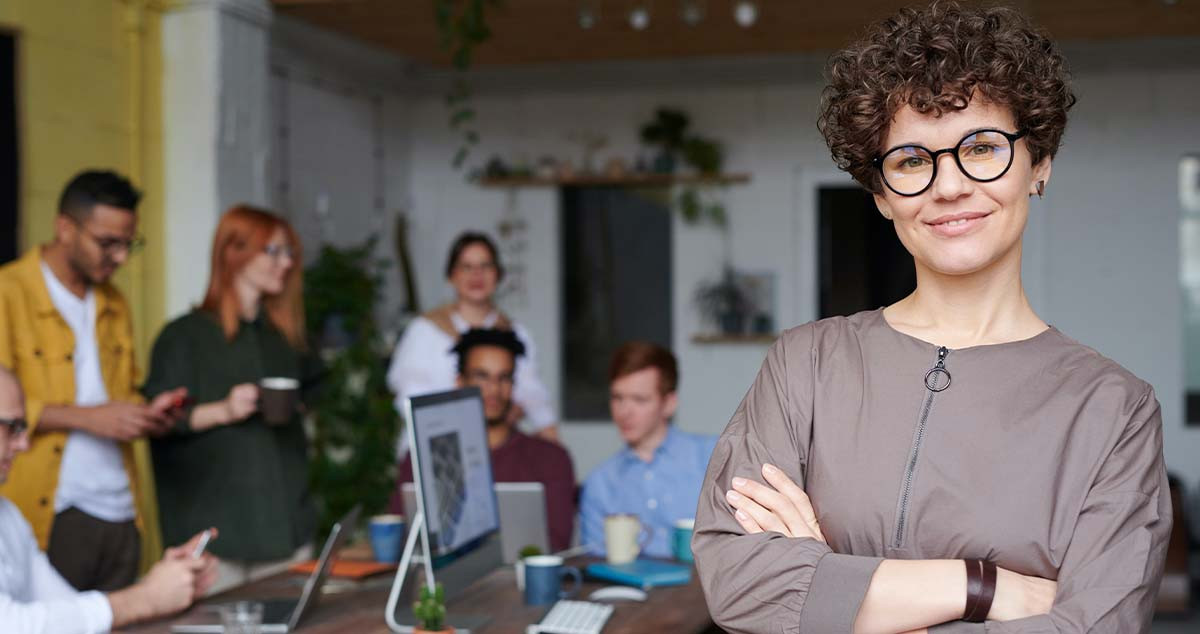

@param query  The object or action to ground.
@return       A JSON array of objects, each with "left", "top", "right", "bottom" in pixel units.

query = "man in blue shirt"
[{"left": 579, "top": 342, "right": 718, "bottom": 559}]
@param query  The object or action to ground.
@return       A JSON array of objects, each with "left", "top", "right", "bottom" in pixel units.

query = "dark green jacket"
[{"left": 143, "top": 309, "right": 318, "bottom": 562}]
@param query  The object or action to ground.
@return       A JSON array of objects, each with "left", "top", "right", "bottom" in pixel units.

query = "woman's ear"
[
  {"left": 873, "top": 193, "right": 895, "bottom": 221},
  {"left": 1031, "top": 158, "right": 1052, "bottom": 197}
]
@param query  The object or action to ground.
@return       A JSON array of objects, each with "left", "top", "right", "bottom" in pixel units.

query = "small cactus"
[{"left": 413, "top": 583, "right": 447, "bottom": 631}]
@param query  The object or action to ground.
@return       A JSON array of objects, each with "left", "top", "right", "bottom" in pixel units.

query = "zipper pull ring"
[{"left": 925, "top": 346, "right": 952, "bottom": 392}]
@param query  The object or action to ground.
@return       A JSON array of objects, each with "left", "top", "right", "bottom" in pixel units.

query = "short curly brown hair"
[{"left": 818, "top": 1, "right": 1076, "bottom": 192}]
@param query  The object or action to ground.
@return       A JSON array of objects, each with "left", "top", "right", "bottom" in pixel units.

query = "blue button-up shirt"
[{"left": 579, "top": 427, "right": 719, "bottom": 558}]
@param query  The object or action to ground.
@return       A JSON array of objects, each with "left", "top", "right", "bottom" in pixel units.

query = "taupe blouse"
[{"left": 693, "top": 309, "right": 1170, "bottom": 633}]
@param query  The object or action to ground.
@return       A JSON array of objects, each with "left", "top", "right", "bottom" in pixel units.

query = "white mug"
[{"left": 604, "top": 514, "right": 652, "bottom": 564}]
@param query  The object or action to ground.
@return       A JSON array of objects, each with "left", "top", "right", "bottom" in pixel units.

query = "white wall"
[
  {"left": 264, "top": 23, "right": 1200, "bottom": 485},
  {"left": 162, "top": 0, "right": 273, "bottom": 317},
  {"left": 269, "top": 16, "right": 416, "bottom": 325}
]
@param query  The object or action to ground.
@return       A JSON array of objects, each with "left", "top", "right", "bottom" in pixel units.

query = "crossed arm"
[{"left": 723, "top": 463, "right": 1055, "bottom": 634}]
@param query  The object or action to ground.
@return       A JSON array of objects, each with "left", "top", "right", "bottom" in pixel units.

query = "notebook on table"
[{"left": 584, "top": 559, "right": 691, "bottom": 589}]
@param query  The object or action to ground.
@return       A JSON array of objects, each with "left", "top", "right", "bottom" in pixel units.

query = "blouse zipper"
[{"left": 893, "top": 346, "right": 951, "bottom": 548}]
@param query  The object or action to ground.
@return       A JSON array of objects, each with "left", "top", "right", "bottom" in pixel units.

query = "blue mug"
[
  {"left": 672, "top": 518, "right": 695, "bottom": 563},
  {"left": 523, "top": 555, "right": 583, "bottom": 606},
  {"left": 368, "top": 514, "right": 405, "bottom": 563}
]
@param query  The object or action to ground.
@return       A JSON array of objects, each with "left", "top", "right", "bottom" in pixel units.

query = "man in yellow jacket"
[{"left": 0, "top": 170, "right": 185, "bottom": 592}]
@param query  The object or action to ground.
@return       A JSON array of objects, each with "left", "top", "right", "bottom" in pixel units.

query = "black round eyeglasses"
[{"left": 872, "top": 129, "right": 1027, "bottom": 197}]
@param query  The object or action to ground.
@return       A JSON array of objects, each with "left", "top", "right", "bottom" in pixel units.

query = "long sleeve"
[
  {"left": 386, "top": 319, "right": 452, "bottom": 414},
  {"left": 0, "top": 290, "right": 46, "bottom": 430},
  {"left": 931, "top": 388, "right": 1171, "bottom": 634},
  {"left": 0, "top": 501, "right": 113, "bottom": 634},
  {"left": 141, "top": 321, "right": 196, "bottom": 434},
  {"left": 512, "top": 325, "right": 557, "bottom": 430},
  {"left": 578, "top": 473, "right": 610, "bottom": 555},
  {"left": 692, "top": 327, "right": 882, "bottom": 634},
  {"left": 540, "top": 445, "right": 577, "bottom": 552}
]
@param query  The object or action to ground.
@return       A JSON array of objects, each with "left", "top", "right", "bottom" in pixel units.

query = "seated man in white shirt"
[{"left": 0, "top": 366, "right": 217, "bottom": 634}]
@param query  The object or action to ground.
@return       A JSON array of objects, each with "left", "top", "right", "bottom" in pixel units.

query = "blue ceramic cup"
[
  {"left": 672, "top": 518, "right": 695, "bottom": 563},
  {"left": 522, "top": 555, "right": 582, "bottom": 606},
  {"left": 368, "top": 514, "right": 405, "bottom": 563}
]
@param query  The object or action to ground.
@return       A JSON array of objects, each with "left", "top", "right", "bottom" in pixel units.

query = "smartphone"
[{"left": 191, "top": 529, "right": 213, "bottom": 559}]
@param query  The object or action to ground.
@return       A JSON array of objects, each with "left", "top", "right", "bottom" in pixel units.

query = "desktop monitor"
[
  {"left": 387, "top": 387, "right": 501, "bottom": 633},
  {"left": 406, "top": 386, "right": 501, "bottom": 562}
]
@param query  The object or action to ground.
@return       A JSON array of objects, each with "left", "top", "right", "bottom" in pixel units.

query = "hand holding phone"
[{"left": 191, "top": 529, "right": 213, "bottom": 559}]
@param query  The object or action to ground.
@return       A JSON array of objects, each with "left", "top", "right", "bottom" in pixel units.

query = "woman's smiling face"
[{"left": 873, "top": 99, "right": 1052, "bottom": 277}]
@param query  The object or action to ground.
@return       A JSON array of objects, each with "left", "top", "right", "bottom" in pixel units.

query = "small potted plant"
[
  {"left": 694, "top": 267, "right": 752, "bottom": 335},
  {"left": 640, "top": 108, "right": 690, "bottom": 174},
  {"left": 413, "top": 583, "right": 452, "bottom": 634}
]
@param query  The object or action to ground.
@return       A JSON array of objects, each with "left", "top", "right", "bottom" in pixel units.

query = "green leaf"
[
  {"left": 450, "top": 108, "right": 476, "bottom": 127},
  {"left": 707, "top": 203, "right": 727, "bottom": 227},
  {"left": 452, "top": 47, "right": 472, "bottom": 71},
  {"left": 452, "top": 146, "right": 470, "bottom": 168}
]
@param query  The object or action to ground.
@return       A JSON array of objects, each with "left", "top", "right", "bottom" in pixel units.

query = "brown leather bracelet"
[
  {"left": 963, "top": 559, "right": 982, "bottom": 621},
  {"left": 972, "top": 560, "right": 998, "bottom": 622}
]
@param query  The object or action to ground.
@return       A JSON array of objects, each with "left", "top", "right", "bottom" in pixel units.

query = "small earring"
[{"left": 1035, "top": 180, "right": 1045, "bottom": 199}]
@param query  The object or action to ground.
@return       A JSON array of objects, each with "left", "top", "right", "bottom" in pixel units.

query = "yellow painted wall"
[{"left": 0, "top": 0, "right": 167, "bottom": 565}]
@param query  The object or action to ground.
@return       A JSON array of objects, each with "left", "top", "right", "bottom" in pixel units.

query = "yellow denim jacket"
[{"left": 0, "top": 246, "right": 142, "bottom": 548}]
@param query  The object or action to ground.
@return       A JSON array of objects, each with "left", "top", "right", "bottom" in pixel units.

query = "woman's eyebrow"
[{"left": 882, "top": 127, "right": 999, "bottom": 154}]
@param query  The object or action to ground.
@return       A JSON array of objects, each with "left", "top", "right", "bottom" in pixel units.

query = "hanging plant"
[{"left": 434, "top": 0, "right": 501, "bottom": 169}]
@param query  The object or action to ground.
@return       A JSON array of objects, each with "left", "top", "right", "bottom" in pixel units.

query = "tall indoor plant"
[{"left": 304, "top": 239, "right": 399, "bottom": 539}]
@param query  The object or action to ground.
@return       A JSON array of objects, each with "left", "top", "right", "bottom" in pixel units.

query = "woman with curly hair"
[{"left": 693, "top": 2, "right": 1170, "bottom": 633}]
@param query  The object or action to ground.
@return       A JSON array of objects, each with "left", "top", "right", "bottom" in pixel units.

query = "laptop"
[
  {"left": 401, "top": 481, "right": 549, "bottom": 563},
  {"left": 171, "top": 505, "right": 361, "bottom": 634}
]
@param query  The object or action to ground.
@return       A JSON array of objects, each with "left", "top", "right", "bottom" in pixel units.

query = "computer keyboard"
[{"left": 526, "top": 600, "right": 615, "bottom": 634}]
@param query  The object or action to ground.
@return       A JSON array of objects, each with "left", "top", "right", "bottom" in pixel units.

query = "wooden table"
[{"left": 125, "top": 559, "right": 719, "bottom": 634}]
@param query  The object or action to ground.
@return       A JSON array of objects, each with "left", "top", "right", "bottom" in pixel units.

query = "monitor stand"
[{"left": 384, "top": 511, "right": 497, "bottom": 634}]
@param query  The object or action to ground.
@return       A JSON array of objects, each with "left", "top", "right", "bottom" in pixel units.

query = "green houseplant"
[
  {"left": 304, "top": 239, "right": 399, "bottom": 541},
  {"left": 639, "top": 107, "right": 729, "bottom": 226},
  {"left": 694, "top": 267, "right": 752, "bottom": 335},
  {"left": 413, "top": 583, "right": 453, "bottom": 634}
]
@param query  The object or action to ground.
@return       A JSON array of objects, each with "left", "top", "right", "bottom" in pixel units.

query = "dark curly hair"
[
  {"left": 453, "top": 328, "right": 526, "bottom": 376},
  {"left": 817, "top": 1, "right": 1076, "bottom": 192}
]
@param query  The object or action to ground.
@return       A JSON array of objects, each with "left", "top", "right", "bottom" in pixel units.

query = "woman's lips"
[{"left": 925, "top": 212, "right": 990, "bottom": 238}]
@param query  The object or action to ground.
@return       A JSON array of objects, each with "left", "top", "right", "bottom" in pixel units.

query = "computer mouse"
[{"left": 588, "top": 585, "right": 648, "bottom": 602}]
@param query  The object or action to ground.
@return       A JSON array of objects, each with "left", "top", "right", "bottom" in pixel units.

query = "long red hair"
[{"left": 200, "top": 205, "right": 306, "bottom": 349}]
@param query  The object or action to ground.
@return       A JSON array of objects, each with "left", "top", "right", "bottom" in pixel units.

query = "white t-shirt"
[
  {"left": 0, "top": 497, "right": 113, "bottom": 633},
  {"left": 40, "top": 262, "right": 135, "bottom": 523},
  {"left": 386, "top": 312, "right": 556, "bottom": 454}
]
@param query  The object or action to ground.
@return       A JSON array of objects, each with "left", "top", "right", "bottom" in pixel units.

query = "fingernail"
[
  {"left": 763, "top": 464, "right": 778, "bottom": 475},
  {"left": 735, "top": 510, "right": 749, "bottom": 521},
  {"left": 732, "top": 477, "right": 747, "bottom": 487},
  {"left": 725, "top": 490, "right": 741, "bottom": 502}
]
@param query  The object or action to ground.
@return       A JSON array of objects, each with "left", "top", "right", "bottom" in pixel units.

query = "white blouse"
[{"left": 386, "top": 312, "right": 556, "bottom": 443}]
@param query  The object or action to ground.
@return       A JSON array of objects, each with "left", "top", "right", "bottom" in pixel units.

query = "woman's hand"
[
  {"left": 222, "top": 383, "right": 259, "bottom": 424},
  {"left": 725, "top": 463, "right": 826, "bottom": 543},
  {"left": 989, "top": 567, "right": 1057, "bottom": 621}
]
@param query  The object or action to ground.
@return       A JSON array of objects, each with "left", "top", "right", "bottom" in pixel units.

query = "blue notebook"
[{"left": 584, "top": 559, "right": 692, "bottom": 589}]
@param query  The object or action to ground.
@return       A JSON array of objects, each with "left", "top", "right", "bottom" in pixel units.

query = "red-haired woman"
[{"left": 143, "top": 205, "right": 316, "bottom": 592}]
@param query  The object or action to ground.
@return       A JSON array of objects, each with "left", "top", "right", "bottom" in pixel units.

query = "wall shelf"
[
  {"left": 477, "top": 173, "right": 751, "bottom": 188},
  {"left": 691, "top": 333, "right": 777, "bottom": 345}
]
